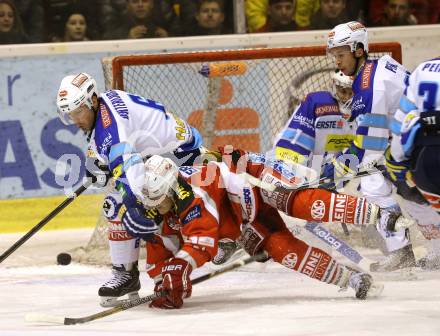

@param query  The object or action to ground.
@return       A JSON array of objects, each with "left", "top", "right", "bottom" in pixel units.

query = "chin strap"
[{"left": 87, "top": 100, "right": 100, "bottom": 142}]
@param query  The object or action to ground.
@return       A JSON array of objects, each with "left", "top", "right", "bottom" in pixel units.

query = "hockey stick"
[
  {"left": 302, "top": 222, "right": 375, "bottom": 271},
  {"left": 25, "top": 252, "right": 267, "bottom": 325},
  {"left": 0, "top": 181, "right": 92, "bottom": 264},
  {"left": 239, "top": 162, "right": 385, "bottom": 194}
]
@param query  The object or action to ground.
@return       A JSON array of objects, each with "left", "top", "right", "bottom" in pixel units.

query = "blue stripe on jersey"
[
  {"left": 275, "top": 139, "right": 311, "bottom": 156},
  {"left": 109, "top": 142, "right": 134, "bottom": 163},
  {"left": 357, "top": 135, "right": 389, "bottom": 151},
  {"left": 399, "top": 95, "right": 417, "bottom": 113},
  {"left": 280, "top": 129, "right": 315, "bottom": 151},
  {"left": 357, "top": 113, "right": 389, "bottom": 129},
  {"left": 123, "top": 154, "right": 143, "bottom": 172},
  {"left": 389, "top": 118, "right": 402, "bottom": 135}
]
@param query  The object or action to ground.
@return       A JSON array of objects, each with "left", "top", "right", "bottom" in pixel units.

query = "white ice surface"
[{"left": 1, "top": 228, "right": 440, "bottom": 336}]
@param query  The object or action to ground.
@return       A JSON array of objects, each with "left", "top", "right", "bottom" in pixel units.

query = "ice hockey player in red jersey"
[{"left": 119, "top": 152, "right": 406, "bottom": 309}]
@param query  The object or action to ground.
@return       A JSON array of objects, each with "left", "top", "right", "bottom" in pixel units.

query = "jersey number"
[
  {"left": 127, "top": 93, "right": 168, "bottom": 118},
  {"left": 418, "top": 82, "right": 438, "bottom": 110}
]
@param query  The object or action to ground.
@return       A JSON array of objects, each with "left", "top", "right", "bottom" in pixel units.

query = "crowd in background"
[{"left": 0, "top": 0, "right": 439, "bottom": 45}]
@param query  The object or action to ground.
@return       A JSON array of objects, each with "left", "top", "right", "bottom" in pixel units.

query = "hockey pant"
[
  {"left": 250, "top": 207, "right": 354, "bottom": 288},
  {"left": 360, "top": 172, "right": 410, "bottom": 252},
  {"left": 411, "top": 145, "right": 440, "bottom": 213}
]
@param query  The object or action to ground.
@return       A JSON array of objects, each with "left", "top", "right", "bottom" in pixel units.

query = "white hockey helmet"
[
  {"left": 331, "top": 70, "right": 354, "bottom": 116},
  {"left": 56, "top": 73, "right": 98, "bottom": 125},
  {"left": 142, "top": 155, "right": 179, "bottom": 207},
  {"left": 327, "top": 21, "right": 369, "bottom": 54}
]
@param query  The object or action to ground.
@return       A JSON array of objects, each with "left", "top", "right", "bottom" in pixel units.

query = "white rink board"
[{"left": 1, "top": 225, "right": 440, "bottom": 336}]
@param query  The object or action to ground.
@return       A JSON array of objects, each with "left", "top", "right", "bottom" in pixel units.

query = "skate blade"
[{"left": 100, "top": 292, "right": 140, "bottom": 308}]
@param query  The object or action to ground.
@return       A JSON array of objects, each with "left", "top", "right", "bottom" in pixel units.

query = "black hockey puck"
[{"left": 57, "top": 252, "right": 72, "bottom": 265}]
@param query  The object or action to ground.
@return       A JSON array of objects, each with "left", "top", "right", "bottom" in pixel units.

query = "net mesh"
[{"left": 74, "top": 44, "right": 401, "bottom": 264}]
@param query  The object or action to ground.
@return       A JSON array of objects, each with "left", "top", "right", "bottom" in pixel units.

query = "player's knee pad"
[{"left": 238, "top": 221, "right": 270, "bottom": 256}]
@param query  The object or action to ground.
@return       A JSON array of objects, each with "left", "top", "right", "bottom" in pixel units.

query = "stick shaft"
[
  {"left": 59, "top": 252, "right": 266, "bottom": 325},
  {"left": 0, "top": 183, "right": 90, "bottom": 263}
]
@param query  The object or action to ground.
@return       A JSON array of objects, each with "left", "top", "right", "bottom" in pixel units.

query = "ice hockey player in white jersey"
[
  {"left": 56, "top": 73, "right": 204, "bottom": 306},
  {"left": 326, "top": 21, "right": 416, "bottom": 271},
  {"left": 386, "top": 57, "right": 440, "bottom": 269}
]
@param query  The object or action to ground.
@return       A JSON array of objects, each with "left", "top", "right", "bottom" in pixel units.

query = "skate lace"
[{"left": 102, "top": 269, "right": 132, "bottom": 289}]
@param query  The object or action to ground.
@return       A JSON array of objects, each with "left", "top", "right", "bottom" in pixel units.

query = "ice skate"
[
  {"left": 379, "top": 209, "right": 415, "bottom": 232},
  {"left": 416, "top": 253, "right": 440, "bottom": 270},
  {"left": 348, "top": 272, "right": 378, "bottom": 299},
  {"left": 212, "top": 238, "right": 240, "bottom": 265},
  {"left": 370, "top": 245, "right": 416, "bottom": 272},
  {"left": 98, "top": 263, "right": 141, "bottom": 307}
]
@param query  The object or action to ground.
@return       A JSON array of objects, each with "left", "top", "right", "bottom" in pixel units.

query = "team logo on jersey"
[
  {"left": 182, "top": 205, "right": 202, "bottom": 225},
  {"left": 242, "top": 187, "right": 256, "bottom": 222},
  {"left": 292, "top": 115, "right": 314, "bottom": 130},
  {"left": 352, "top": 96, "right": 366, "bottom": 111},
  {"left": 362, "top": 63, "right": 373, "bottom": 89},
  {"left": 100, "top": 104, "right": 112, "bottom": 128},
  {"left": 102, "top": 195, "right": 121, "bottom": 221},
  {"left": 281, "top": 253, "right": 298, "bottom": 269},
  {"left": 315, "top": 120, "right": 344, "bottom": 129},
  {"left": 315, "top": 104, "right": 339, "bottom": 116},
  {"left": 172, "top": 114, "right": 188, "bottom": 141},
  {"left": 311, "top": 200, "right": 326, "bottom": 220}
]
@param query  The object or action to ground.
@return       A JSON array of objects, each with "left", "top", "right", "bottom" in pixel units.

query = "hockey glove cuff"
[
  {"left": 150, "top": 258, "right": 193, "bottom": 309},
  {"left": 121, "top": 207, "right": 159, "bottom": 241}
]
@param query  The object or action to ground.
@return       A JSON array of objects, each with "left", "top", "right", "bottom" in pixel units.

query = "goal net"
[{"left": 73, "top": 43, "right": 402, "bottom": 264}]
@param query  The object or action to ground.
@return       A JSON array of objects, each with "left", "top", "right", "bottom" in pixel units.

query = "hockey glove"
[
  {"left": 121, "top": 207, "right": 159, "bottom": 241},
  {"left": 384, "top": 146, "right": 410, "bottom": 183},
  {"left": 85, "top": 157, "right": 111, "bottom": 188},
  {"left": 384, "top": 146, "right": 428, "bottom": 205},
  {"left": 150, "top": 258, "right": 193, "bottom": 309}
]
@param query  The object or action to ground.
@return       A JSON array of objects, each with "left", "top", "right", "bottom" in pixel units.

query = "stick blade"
[{"left": 25, "top": 312, "right": 66, "bottom": 325}]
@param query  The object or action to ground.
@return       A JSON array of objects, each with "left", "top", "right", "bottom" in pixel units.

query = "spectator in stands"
[
  {"left": 309, "top": 0, "right": 349, "bottom": 30},
  {"left": 14, "top": 0, "right": 45, "bottom": 43},
  {"left": 0, "top": 0, "right": 28, "bottom": 44},
  {"left": 183, "top": 0, "right": 229, "bottom": 36},
  {"left": 246, "top": 0, "right": 318, "bottom": 32},
  {"left": 103, "top": 0, "right": 168, "bottom": 40},
  {"left": 370, "top": 0, "right": 417, "bottom": 27},
  {"left": 410, "top": 0, "right": 440, "bottom": 24},
  {"left": 44, "top": 1, "right": 104, "bottom": 41},
  {"left": 51, "top": 8, "right": 90, "bottom": 42},
  {"left": 255, "top": 0, "right": 297, "bottom": 33}
]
